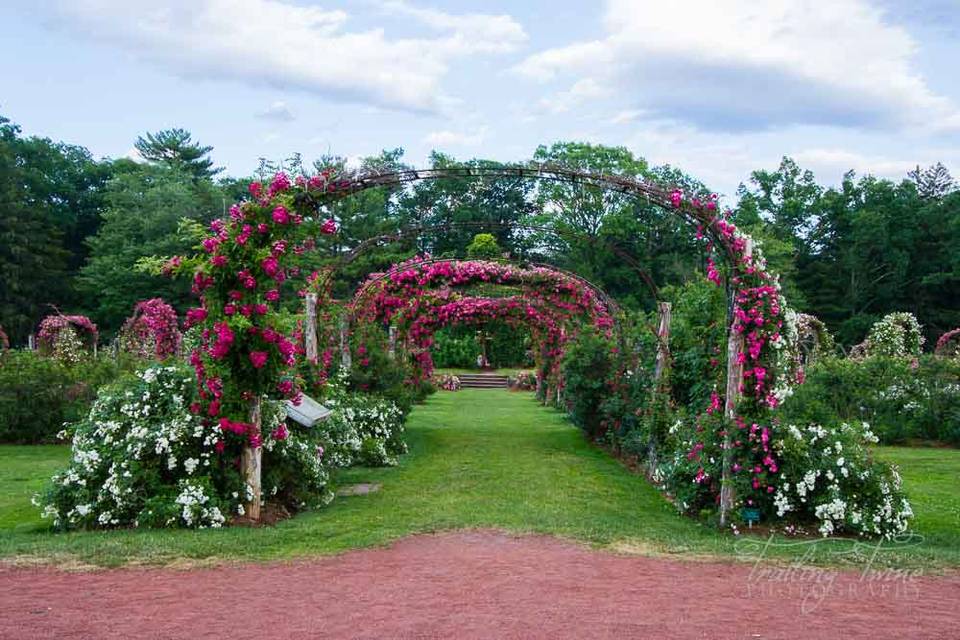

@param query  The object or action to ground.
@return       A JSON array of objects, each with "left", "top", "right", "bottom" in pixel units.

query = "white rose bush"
[
  {"left": 771, "top": 421, "right": 912, "bottom": 538},
  {"left": 39, "top": 363, "right": 407, "bottom": 530}
]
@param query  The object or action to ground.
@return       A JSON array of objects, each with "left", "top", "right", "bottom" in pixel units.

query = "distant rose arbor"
[
  {"left": 347, "top": 256, "right": 620, "bottom": 396},
  {"left": 180, "top": 164, "right": 797, "bottom": 525}
]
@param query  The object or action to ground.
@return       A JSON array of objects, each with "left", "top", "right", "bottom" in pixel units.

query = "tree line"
[{"left": 1, "top": 112, "right": 957, "bottom": 348}]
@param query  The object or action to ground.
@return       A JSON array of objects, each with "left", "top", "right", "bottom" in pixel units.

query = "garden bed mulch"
[{"left": 1, "top": 529, "right": 958, "bottom": 639}]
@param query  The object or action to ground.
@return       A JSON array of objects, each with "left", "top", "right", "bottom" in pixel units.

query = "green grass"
[
  {"left": 0, "top": 446, "right": 70, "bottom": 532},
  {"left": 0, "top": 390, "right": 957, "bottom": 569},
  {"left": 876, "top": 446, "right": 960, "bottom": 557}
]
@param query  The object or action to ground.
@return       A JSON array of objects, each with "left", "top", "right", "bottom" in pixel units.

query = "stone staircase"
[{"left": 457, "top": 373, "right": 509, "bottom": 389}]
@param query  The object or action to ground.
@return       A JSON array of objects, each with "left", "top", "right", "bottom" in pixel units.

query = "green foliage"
[
  {"left": 772, "top": 421, "right": 912, "bottom": 538},
  {"left": 347, "top": 324, "right": 423, "bottom": 413},
  {"left": 560, "top": 329, "right": 615, "bottom": 438},
  {"left": 779, "top": 355, "right": 960, "bottom": 445},
  {"left": 660, "top": 276, "right": 727, "bottom": 409},
  {"left": 431, "top": 329, "right": 477, "bottom": 369},
  {"left": 465, "top": 233, "right": 502, "bottom": 259},
  {"left": 0, "top": 117, "right": 74, "bottom": 343},
  {"left": 432, "top": 323, "right": 531, "bottom": 369},
  {"left": 79, "top": 164, "right": 222, "bottom": 332},
  {"left": 739, "top": 157, "right": 960, "bottom": 346},
  {"left": 0, "top": 350, "right": 131, "bottom": 444},
  {"left": 134, "top": 128, "right": 220, "bottom": 180}
]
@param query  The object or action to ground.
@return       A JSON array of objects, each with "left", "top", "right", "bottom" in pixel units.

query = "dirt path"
[{"left": 2, "top": 530, "right": 957, "bottom": 640}]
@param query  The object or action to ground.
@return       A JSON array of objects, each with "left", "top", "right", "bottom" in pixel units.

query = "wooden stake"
[
  {"left": 653, "top": 302, "right": 672, "bottom": 383},
  {"left": 242, "top": 396, "right": 262, "bottom": 522},
  {"left": 339, "top": 315, "right": 351, "bottom": 370},
  {"left": 304, "top": 293, "right": 318, "bottom": 363},
  {"left": 719, "top": 238, "right": 752, "bottom": 526}
]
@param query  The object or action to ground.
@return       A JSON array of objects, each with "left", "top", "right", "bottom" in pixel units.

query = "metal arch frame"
[
  {"left": 336, "top": 221, "right": 662, "bottom": 305},
  {"left": 301, "top": 162, "right": 732, "bottom": 265}
]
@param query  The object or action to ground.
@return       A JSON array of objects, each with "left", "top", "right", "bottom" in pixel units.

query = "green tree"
[
  {"left": 134, "top": 128, "right": 220, "bottom": 180},
  {"left": 0, "top": 117, "right": 72, "bottom": 343},
  {"left": 465, "top": 233, "right": 502, "bottom": 259},
  {"left": 79, "top": 164, "right": 222, "bottom": 332}
]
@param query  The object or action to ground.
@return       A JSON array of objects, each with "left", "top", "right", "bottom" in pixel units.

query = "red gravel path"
[{"left": 2, "top": 530, "right": 958, "bottom": 639}]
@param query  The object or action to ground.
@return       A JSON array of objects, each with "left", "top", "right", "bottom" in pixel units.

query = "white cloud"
[
  {"left": 52, "top": 0, "right": 527, "bottom": 114},
  {"left": 256, "top": 101, "right": 295, "bottom": 122},
  {"left": 609, "top": 109, "right": 646, "bottom": 125},
  {"left": 514, "top": 0, "right": 960, "bottom": 133},
  {"left": 374, "top": 0, "right": 527, "bottom": 54},
  {"left": 424, "top": 128, "right": 487, "bottom": 147},
  {"left": 792, "top": 148, "right": 921, "bottom": 178}
]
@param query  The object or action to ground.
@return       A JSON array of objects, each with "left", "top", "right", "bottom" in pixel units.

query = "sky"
[{"left": 4, "top": 0, "right": 960, "bottom": 198}]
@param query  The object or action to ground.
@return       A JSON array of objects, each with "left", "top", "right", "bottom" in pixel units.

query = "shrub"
[
  {"left": 38, "top": 364, "right": 333, "bottom": 530},
  {"left": 772, "top": 421, "right": 912, "bottom": 538},
  {"left": 348, "top": 323, "right": 425, "bottom": 412},
  {"left": 508, "top": 370, "right": 537, "bottom": 391},
  {"left": 561, "top": 329, "right": 615, "bottom": 438},
  {"left": 779, "top": 356, "right": 960, "bottom": 445},
  {"left": 37, "top": 315, "right": 98, "bottom": 365},
  {"left": 853, "top": 312, "right": 925, "bottom": 359},
  {"left": 431, "top": 328, "right": 477, "bottom": 369},
  {"left": 317, "top": 376, "right": 407, "bottom": 468},
  {"left": 0, "top": 350, "right": 129, "bottom": 443},
  {"left": 433, "top": 373, "right": 461, "bottom": 391},
  {"left": 118, "top": 298, "right": 182, "bottom": 359}
]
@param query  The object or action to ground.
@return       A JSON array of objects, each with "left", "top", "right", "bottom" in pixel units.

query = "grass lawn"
[{"left": 0, "top": 390, "right": 957, "bottom": 569}]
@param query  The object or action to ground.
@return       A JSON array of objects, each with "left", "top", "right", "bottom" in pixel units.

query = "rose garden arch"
[{"left": 185, "top": 163, "right": 793, "bottom": 524}]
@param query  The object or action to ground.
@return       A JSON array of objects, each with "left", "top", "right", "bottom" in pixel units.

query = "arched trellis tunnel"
[
  {"left": 328, "top": 256, "right": 623, "bottom": 400},
  {"left": 186, "top": 163, "right": 793, "bottom": 525}
]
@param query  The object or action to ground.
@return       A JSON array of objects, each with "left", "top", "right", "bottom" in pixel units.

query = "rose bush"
[
  {"left": 38, "top": 364, "right": 335, "bottom": 530},
  {"left": 118, "top": 298, "right": 182, "bottom": 360},
  {"left": 37, "top": 314, "right": 98, "bottom": 365}
]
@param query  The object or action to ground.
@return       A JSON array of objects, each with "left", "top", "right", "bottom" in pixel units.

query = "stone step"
[{"left": 455, "top": 373, "right": 510, "bottom": 389}]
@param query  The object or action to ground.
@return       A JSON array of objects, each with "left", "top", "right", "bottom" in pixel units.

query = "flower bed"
[{"left": 433, "top": 373, "right": 462, "bottom": 391}]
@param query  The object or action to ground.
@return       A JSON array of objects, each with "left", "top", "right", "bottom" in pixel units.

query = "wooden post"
[
  {"left": 648, "top": 302, "right": 672, "bottom": 471},
  {"left": 719, "top": 239, "right": 751, "bottom": 526},
  {"left": 339, "top": 315, "right": 351, "bottom": 370},
  {"left": 653, "top": 302, "right": 672, "bottom": 383},
  {"left": 388, "top": 326, "right": 397, "bottom": 360},
  {"left": 242, "top": 396, "right": 262, "bottom": 521},
  {"left": 304, "top": 293, "right": 318, "bottom": 363},
  {"left": 28, "top": 334, "right": 35, "bottom": 351}
]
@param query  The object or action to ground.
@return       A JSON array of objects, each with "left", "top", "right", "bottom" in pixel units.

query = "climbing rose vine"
[
  {"left": 119, "top": 298, "right": 183, "bottom": 359},
  {"left": 174, "top": 172, "right": 339, "bottom": 453},
  {"left": 37, "top": 315, "right": 98, "bottom": 365},
  {"left": 351, "top": 257, "right": 615, "bottom": 383}
]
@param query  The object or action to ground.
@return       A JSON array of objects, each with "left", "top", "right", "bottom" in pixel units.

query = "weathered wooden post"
[
  {"left": 653, "top": 302, "right": 672, "bottom": 383},
  {"left": 649, "top": 301, "right": 672, "bottom": 470},
  {"left": 304, "top": 293, "right": 318, "bottom": 363},
  {"left": 339, "top": 314, "right": 351, "bottom": 370},
  {"left": 242, "top": 396, "right": 262, "bottom": 521},
  {"left": 719, "top": 238, "right": 751, "bottom": 526}
]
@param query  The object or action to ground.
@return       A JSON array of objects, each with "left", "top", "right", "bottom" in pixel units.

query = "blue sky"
[{"left": 4, "top": 0, "right": 960, "bottom": 198}]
